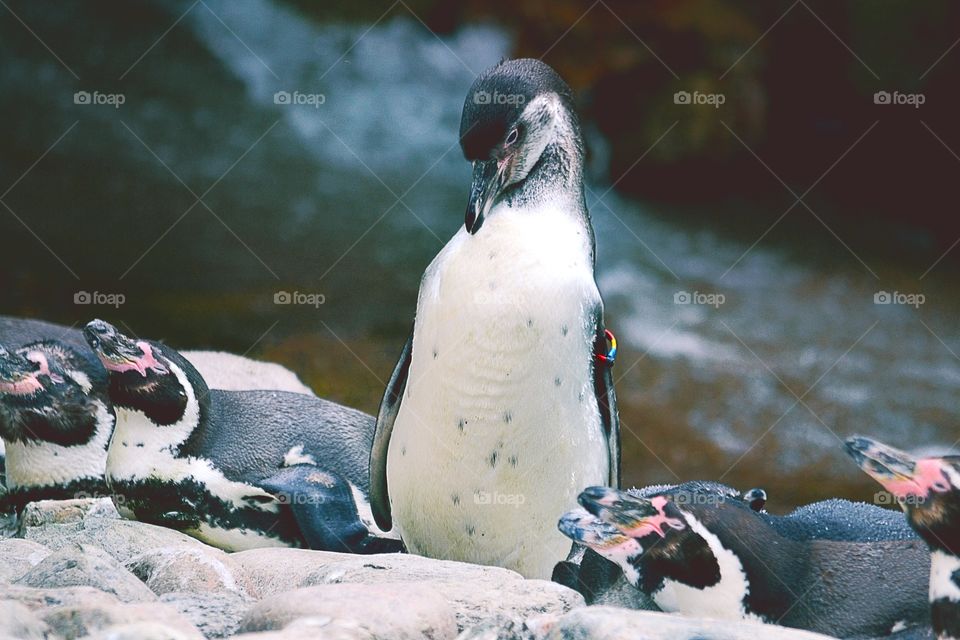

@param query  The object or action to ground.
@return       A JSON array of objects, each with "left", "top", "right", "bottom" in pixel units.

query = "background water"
[{"left": 1, "top": 0, "right": 958, "bottom": 508}]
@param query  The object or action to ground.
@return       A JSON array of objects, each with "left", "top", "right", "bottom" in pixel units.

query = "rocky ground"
[{"left": 0, "top": 498, "right": 843, "bottom": 640}]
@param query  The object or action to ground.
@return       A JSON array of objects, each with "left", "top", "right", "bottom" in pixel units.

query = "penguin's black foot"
[{"left": 258, "top": 465, "right": 400, "bottom": 554}]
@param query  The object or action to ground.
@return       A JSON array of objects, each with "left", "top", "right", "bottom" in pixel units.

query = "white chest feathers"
[
  {"left": 4, "top": 400, "right": 114, "bottom": 489},
  {"left": 653, "top": 511, "right": 763, "bottom": 623},
  {"left": 931, "top": 550, "right": 960, "bottom": 603},
  {"left": 387, "top": 204, "right": 610, "bottom": 579},
  {"left": 105, "top": 363, "right": 280, "bottom": 545}
]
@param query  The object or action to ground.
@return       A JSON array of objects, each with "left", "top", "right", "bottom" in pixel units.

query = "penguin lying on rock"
[
  {"left": 0, "top": 314, "right": 316, "bottom": 515},
  {"left": 0, "top": 341, "right": 114, "bottom": 511},
  {"left": 847, "top": 436, "right": 960, "bottom": 640},
  {"left": 82, "top": 319, "right": 401, "bottom": 554},
  {"left": 559, "top": 481, "right": 929, "bottom": 639}
]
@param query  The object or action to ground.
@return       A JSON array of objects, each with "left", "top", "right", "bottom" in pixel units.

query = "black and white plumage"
[
  {"left": 560, "top": 482, "right": 930, "bottom": 638},
  {"left": 83, "top": 319, "right": 400, "bottom": 554},
  {"left": 369, "top": 59, "right": 619, "bottom": 579},
  {"left": 0, "top": 340, "right": 114, "bottom": 511},
  {"left": 0, "top": 315, "right": 314, "bottom": 394},
  {"left": 847, "top": 436, "right": 960, "bottom": 640}
]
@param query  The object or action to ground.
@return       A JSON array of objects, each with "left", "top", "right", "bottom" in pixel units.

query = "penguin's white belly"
[
  {"left": 4, "top": 402, "right": 113, "bottom": 490},
  {"left": 388, "top": 207, "right": 609, "bottom": 579}
]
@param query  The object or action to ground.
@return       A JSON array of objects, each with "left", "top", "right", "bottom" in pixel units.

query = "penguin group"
[{"left": 3, "top": 58, "right": 958, "bottom": 640}]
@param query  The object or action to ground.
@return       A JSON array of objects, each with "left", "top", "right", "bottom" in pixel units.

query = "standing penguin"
[
  {"left": 370, "top": 58, "right": 620, "bottom": 579},
  {"left": 846, "top": 436, "right": 960, "bottom": 640}
]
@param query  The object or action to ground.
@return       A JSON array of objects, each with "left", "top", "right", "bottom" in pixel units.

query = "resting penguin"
[
  {"left": 82, "top": 319, "right": 401, "bottom": 554},
  {"left": 0, "top": 314, "right": 315, "bottom": 394},
  {"left": 847, "top": 436, "right": 960, "bottom": 640},
  {"left": 559, "top": 481, "right": 930, "bottom": 638},
  {"left": 369, "top": 58, "right": 620, "bottom": 579},
  {"left": 0, "top": 341, "right": 113, "bottom": 511}
]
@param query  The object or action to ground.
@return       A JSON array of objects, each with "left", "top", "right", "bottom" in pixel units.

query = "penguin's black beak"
[
  {"left": 845, "top": 436, "right": 917, "bottom": 483},
  {"left": 465, "top": 159, "right": 506, "bottom": 235},
  {"left": 845, "top": 435, "right": 958, "bottom": 508},
  {"left": 558, "top": 508, "right": 630, "bottom": 548}
]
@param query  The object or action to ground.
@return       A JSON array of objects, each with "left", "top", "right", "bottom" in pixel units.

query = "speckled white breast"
[{"left": 388, "top": 203, "right": 609, "bottom": 579}]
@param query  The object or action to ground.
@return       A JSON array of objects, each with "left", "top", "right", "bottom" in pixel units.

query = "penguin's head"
[
  {"left": 83, "top": 319, "right": 206, "bottom": 426},
  {"left": 459, "top": 58, "right": 582, "bottom": 234},
  {"left": 0, "top": 340, "right": 109, "bottom": 445},
  {"left": 563, "top": 483, "right": 773, "bottom": 597},
  {"left": 846, "top": 435, "right": 960, "bottom": 555}
]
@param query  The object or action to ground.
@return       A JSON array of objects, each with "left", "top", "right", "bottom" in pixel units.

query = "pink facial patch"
[
  {"left": 100, "top": 341, "right": 166, "bottom": 377},
  {"left": 0, "top": 375, "right": 42, "bottom": 395},
  {"left": 879, "top": 458, "right": 950, "bottom": 499},
  {"left": 620, "top": 496, "right": 686, "bottom": 538},
  {"left": 24, "top": 351, "right": 64, "bottom": 384}
]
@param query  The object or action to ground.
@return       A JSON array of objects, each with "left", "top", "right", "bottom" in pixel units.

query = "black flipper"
[
  {"left": 258, "top": 465, "right": 402, "bottom": 554},
  {"left": 369, "top": 326, "right": 413, "bottom": 531},
  {"left": 592, "top": 308, "right": 621, "bottom": 488}
]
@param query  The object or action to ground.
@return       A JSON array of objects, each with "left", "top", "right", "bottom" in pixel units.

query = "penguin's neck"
[
  {"left": 501, "top": 121, "right": 586, "bottom": 219},
  {"left": 930, "top": 548, "right": 960, "bottom": 640},
  {"left": 649, "top": 509, "right": 800, "bottom": 623},
  {"left": 3, "top": 398, "right": 114, "bottom": 490},
  {"left": 108, "top": 359, "right": 204, "bottom": 478}
]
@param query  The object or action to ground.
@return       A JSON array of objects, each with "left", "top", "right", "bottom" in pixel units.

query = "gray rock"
[
  {"left": 0, "top": 583, "right": 120, "bottom": 610},
  {"left": 0, "top": 539, "right": 51, "bottom": 582},
  {"left": 233, "top": 548, "right": 521, "bottom": 596},
  {"left": 239, "top": 583, "right": 459, "bottom": 639},
  {"left": 128, "top": 547, "right": 257, "bottom": 598},
  {"left": 232, "top": 616, "right": 374, "bottom": 640},
  {"left": 541, "top": 607, "right": 840, "bottom": 640},
  {"left": 160, "top": 591, "right": 251, "bottom": 638},
  {"left": 23, "top": 511, "right": 211, "bottom": 565},
  {"left": 42, "top": 600, "right": 203, "bottom": 640},
  {"left": 0, "top": 583, "right": 202, "bottom": 639},
  {"left": 82, "top": 621, "right": 201, "bottom": 640},
  {"left": 0, "top": 600, "right": 51, "bottom": 640},
  {"left": 15, "top": 543, "right": 156, "bottom": 603},
  {"left": 19, "top": 497, "right": 119, "bottom": 528},
  {"left": 430, "top": 579, "right": 582, "bottom": 631}
]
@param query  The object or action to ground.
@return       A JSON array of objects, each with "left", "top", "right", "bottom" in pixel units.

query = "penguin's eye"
[{"left": 505, "top": 128, "right": 519, "bottom": 146}]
